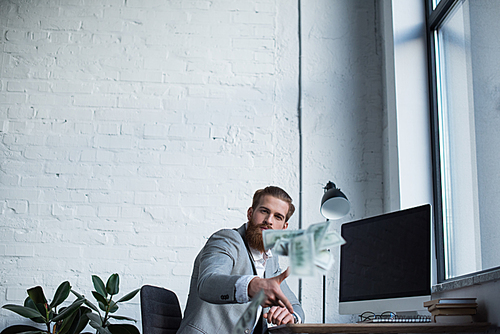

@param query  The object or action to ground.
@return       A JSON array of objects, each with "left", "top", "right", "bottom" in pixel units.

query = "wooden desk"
[{"left": 268, "top": 322, "right": 492, "bottom": 334}]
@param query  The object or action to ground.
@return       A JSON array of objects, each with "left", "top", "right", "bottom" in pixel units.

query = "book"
[
  {"left": 430, "top": 307, "right": 477, "bottom": 316},
  {"left": 424, "top": 298, "right": 477, "bottom": 307},
  {"left": 433, "top": 315, "right": 474, "bottom": 324},
  {"left": 428, "top": 303, "right": 477, "bottom": 312}
]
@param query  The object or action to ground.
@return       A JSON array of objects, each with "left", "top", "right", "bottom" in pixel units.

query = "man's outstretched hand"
[{"left": 247, "top": 267, "right": 294, "bottom": 315}]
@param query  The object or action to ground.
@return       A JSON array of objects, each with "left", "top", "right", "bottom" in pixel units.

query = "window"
[{"left": 427, "top": 0, "right": 500, "bottom": 282}]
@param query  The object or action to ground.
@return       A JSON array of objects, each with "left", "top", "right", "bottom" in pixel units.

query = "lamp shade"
[{"left": 320, "top": 181, "right": 350, "bottom": 220}]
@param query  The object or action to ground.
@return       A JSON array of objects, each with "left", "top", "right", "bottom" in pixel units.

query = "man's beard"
[{"left": 245, "top": 221, "right": 269, "bottom": 253}]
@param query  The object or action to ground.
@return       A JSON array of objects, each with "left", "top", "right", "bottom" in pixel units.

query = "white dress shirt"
[{"left": 234, "top": 239, "right": 302, "bottom": 327}]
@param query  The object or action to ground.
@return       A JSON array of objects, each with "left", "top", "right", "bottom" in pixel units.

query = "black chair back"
[{"left": 140, "top": 285, "right": 182, "bottom": 334}]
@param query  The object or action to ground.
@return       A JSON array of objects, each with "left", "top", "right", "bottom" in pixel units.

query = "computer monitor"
[{"left": 338, "top": 204, "right": 431, "bottom": 316}]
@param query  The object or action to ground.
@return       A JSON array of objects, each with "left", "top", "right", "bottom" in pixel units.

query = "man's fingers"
[
  {"left": 275, "top": 267, "right": 290, "bottom": 284},
  {"left": 264, "top": 306, "right": 294, "bottom": 326},
  {"left": 254, "top": 269, "right": 294, "bottom": 313},
  {"left": 262, "top": 294, "right": 293, "bottom": 315},
  {"left": 264, "top": 306, "right": 277, "bottom": 323},
  {"left": 275, "top": 311, "right": 291, "bottom": 326},
  {"left": 266, "top": 306, "right": 278, "bottom": 315},
  {"left": 276, "top": 292, "right": 294, "bottom": 314}
]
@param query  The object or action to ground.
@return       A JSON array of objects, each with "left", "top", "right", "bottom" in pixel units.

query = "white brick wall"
[
  {"left": 0, "top": 0, "right": 384, "bottom": 330},
  {"left": 298, "top": 0, "right": 384, "bottom": 324}
]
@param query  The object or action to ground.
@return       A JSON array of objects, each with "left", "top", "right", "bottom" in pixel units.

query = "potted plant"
[
  {"left": 75, "top": 274, "right": 140, "bottom": 334},
  {"left": 2, "top": 281, "right": 90, "bottom": 334}
]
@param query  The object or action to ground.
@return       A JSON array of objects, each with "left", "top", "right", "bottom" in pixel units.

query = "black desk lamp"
[
  {"left": 320, "top": 181, "right": 350, "bottom": 323},
  {"left": 320, "top": 181, "right": 350, "bottom": 220}
]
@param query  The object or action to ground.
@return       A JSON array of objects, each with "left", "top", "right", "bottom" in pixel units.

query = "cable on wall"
[{"left": 297, "top": 0, "right": 303, "bottom": 304}]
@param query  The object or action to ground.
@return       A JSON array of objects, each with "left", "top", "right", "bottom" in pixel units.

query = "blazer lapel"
[
  {"left": 264, "top": 255, "right": 276, "bottom": 278},
  {"left": 236, "top": 224, "right": 258, "bottom": 275}
]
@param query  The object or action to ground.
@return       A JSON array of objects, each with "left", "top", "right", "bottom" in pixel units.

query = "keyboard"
[{"left": 365, "top": 315, "right": 431, "bottom": 323}]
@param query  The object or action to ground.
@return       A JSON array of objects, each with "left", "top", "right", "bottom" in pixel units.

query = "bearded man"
[{"left": 177, "top": 186, "right": 305, "bottom": 334}]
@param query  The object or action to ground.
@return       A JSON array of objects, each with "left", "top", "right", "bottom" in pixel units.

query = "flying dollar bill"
[
  {"left": 233, "top": 290, "right": 265, "bottom": 334},
  {"left": 320, "top": 231, "right": 346, "bottom": 249},
  {"left": 306, "top": 221, "right": 331, "bottom": 251},
  {"left": 290, "top": 233, "right": 316, "bottom": 276},
  {"left": 314, "top": 231, "right": 345, "bottom": 271},
  {"left": 272, "top": 238, "right": 290, "bottom": 256},
  {"left": 262, "top": 223, "right": 346, "bottom": 277},
  {"left": 314, "top": 249, "right": 334, "bottom": 271},
  {"left": 262, "top": 229, "right": 304, "bottom": 250}
]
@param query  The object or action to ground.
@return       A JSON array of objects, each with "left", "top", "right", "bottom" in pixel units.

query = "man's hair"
[{"left": 252, "top": 186, "right": 295, "bottom": 222}]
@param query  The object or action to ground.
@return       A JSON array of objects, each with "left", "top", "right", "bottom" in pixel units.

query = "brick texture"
[{"left": 0, "top": 0, "right": 384, "bottom": 328}]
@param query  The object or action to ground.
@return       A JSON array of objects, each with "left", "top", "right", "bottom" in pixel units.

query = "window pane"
[
  {"left": 436, "top": 0, "right": 500, "bottom": 279},
  {"left": 433, "top": 0, "right": 442, "bottom": 10}
]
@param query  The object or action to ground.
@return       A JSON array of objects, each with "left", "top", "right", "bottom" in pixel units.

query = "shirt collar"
[{"left": 249, "top": 246, "right": 273, "bottom": 262}]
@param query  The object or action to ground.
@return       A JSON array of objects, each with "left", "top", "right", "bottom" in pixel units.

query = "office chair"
[{"left": 140, "top": 285, "right": 182, "bottom": 334}]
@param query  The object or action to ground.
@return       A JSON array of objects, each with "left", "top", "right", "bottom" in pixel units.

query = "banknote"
[
  {"left": 320, "top": 231, "right": 346, "bottom": 249},
  {"left": 314, "top": 249, "right": 334, "bottom": 271},
  {"left": 306, "top": 221, "right": 331, "bottom": 250},
  {"left": 233, "top": 290, "right": 265, "bottom": 334},
  {"left": 262, "top": 229, "right": 303, "bottom": 250},
  {"left": 262, "top": 223, "right": 346, "bottom": 277},
  {"left": 290, "top": 233, "right": 316, "bottom": 276},
  {"left": 272, "top": 238, "right": 290, "bottom": 256},
  {"left": 314, "top": 231, "right": 345, "bottom": 271}
]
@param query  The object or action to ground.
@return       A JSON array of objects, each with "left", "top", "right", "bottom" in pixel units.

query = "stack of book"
[{"left": 424, "top": 298, "right": 477, "bottom": 324}]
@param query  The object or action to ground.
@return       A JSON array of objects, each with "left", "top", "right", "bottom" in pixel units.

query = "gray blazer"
[{"left": 177, "top": 224, "right": 304, "bottom": 334}]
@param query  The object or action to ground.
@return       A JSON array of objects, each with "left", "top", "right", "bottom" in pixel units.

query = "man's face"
[{"left": 246, "top": 195, "right": 289, "bottom": 252}]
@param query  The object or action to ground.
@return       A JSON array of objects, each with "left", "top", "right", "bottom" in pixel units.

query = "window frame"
[
  {"left": 425, "top": 0, "right": 457, "bottom": 285},
  {"left": 425, "top": 0, "right": 500, "bottom": 284}
]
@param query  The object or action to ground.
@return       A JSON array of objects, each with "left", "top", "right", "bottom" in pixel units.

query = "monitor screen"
[{"left": 339, "top": 204, "right": 431, "bottom": 315}]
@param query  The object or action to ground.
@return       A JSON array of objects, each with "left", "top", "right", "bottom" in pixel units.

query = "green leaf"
[
  {"left": 98, "top": 301, "right": 107, "bottom": 312},
  {"left": 109, "top": 315, "right": 136, "bottom": 322},
  {"left": 92, "top": 291, "right": 108, "bottom": 306},
  {"left": 57, "top": 306, "right": 80, "bottom": 334},
  {"left": 23, "top": 297, "right": 36, "bottom": 310},
  {"left": 32, "top": 303, "right": 47, "bottom": 321},
  {"left": 27, "top": 287, "right": 47, "bottom": 305},
  {"left": 82, "top": 299, "right": 100, "bottom": 313},
  {"left": 50, "top": 281, "right": 71, "bottom": 309},
  {"left": 2, "top": 331, "right": 45, "bottom": 334},
  {"left": 92, "top": 276, "right": 107, "bottom": 298},
  {"left": 58, "top": 306, "right": 91, "bottom": 334},
  {"left": 108, "top": 302, "right": 118, "bottom": 314},
  {"left": 86, "top": 313, "right": 103, "bottom": 326},
  {"left": 88, "top": 320, "right": 99, "bottom": 329},
  {"left": 89, "top": 321, "right": 112, "bottom": 334},
  {"left": 23, "top": 299, "right": 45, "bottom": 324},
  {"left": 98, "top": 327, "right": 113, "bottom": 334},
  {"left": 105, "top": 274, "right": 119, "bottom": 296},
  {"left": 52, "top": 298, "right": 85, "bottom": 322},
  {"left": 2, "top": 304, "right": 44, "bottom": 321},
  {"left": 72, "top": 307, "right": 92, "bottom": 334},
  {"left": 108, "top": 324, "right": 140, "bottom": 334},
  {"left": 0, "top": 325, "right": 43, "bottom": 334},
  {"left": 70, "top": 290, "right": 84, "bottom": 299},
  {"left": 115, "top": 289, "right": 139, "bottom": 303}
]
